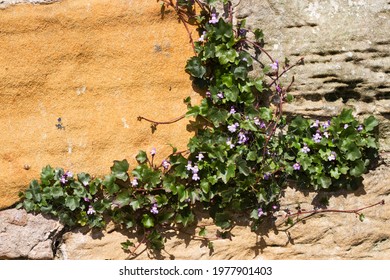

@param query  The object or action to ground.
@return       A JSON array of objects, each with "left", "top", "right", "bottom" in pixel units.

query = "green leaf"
[
  {"left": 344, "top": 142, "right": 362, "bottom": 161},
  {"left": 363, "top": 116, "right": 379, "bottom": 132},
  {"left": 246, "top": 151, "right": 257, "bottom": 161},
  {"left": 141, "top": 214, "right": 154, "bottom": 228},
  {"left": 136, "top": 151, "right": 148, "bottom": 164},
  {"left": 49, "top": 186, "right": 63, "bottom": 199},
  {"left": 65, "top": 196, "right": 80, "bottom": 211},
  {"left": 185, "top": 57, "right": 206, "bottom": 78},
  {"left": 199, "top": 227, "right": 207, "bottom": 237},
  {"left": 253, "top": 29, "right": 264, "bottom": 42},
  {"left": 350, "top": 160, "right": 365, "bottom": 177},
  {"left": 40, "top": 165, "right": 55, "bottom": 186},
  {"left": 339, "top": 109, "right": 355, "bottom": 123},
  {"left": 77, "top": 173, "right": 91, "bottom": 187},
  {"left": 317, "top": 175, "right": 332, "bottom": 189},
  {"left": 103, "top": 174, "right": 120, "bottom": 194},
  {"left": 214, "top": 20, "right": 233, "bottom": 41},
  {"left": 215, "top": 212, "right": 231, "bottom": 229},
  {"left": 221, "top": 163, "right": 236, "bottom": 184},
  {"left": 233, "top": 66, "right": 248, "bottom": 80},
  {"left": 200, "top": 180, "right": 210, "bottom": 194},
  {"left": 115, "top": 191, "right": 131, "bottom": 207},
  {"left": 359, "top": 213, "right": 365, "bottom": 222},
  {"left": 221, "top": 73, "right": 233, "bottom": 87},
  {"left": 330, "top": 168, "right": 341, "bottom": 179},
  {"left": 254, "top": 79, "right": 263, "bottom": 92},
  {"left": 237, "top": 158, "right": 250, "bottom": 176},
  {"left": 259, "top": 107, "right": 273, "bottom": 121},
  {"left": 111, "top": 159, "right": 129, "bottom": 181}
]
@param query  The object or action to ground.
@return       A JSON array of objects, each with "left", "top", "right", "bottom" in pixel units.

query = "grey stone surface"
[
  {"left": 234, "top": 0, "right": 390, "bottom": 150},
  {"left": 0, "top": 208, "right": 63, "bottom": 259}
]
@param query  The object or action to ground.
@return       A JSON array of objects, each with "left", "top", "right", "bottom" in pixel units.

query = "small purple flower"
[
  {"left": 226, "top": 138, "right": 235, "bottom": 149},
  {"left": 344, "top": 124, "right": 349, "bottom": 129},
  {"left": 87, "top": 205, "right": 96, "bottom": 215},
  {"left": 191, "top": 165, "right": 199, "bottom": 174},
  {"left": 186, "top": 161, "right": 193, "bottom": 171},
  {"left": 60, "top": 176, "right": 67, "bottom": 184},
  {"left": 131, "top": 177, "right": 138, "bottom": 187},
  {"left": 192, "top": 173, "right": 200, "bottom": 181},
  {"left": 228, "top": 122, "right": 239, "bottom": 133},
  {"left": 357, "top": 125, "right": 363, "bottom": 132},
  {"left": 260, "top": 122, "right": 266, "bottom": 129},
  {"left": 313, "top": 132, "right": 322, "bottom": 143},
  {"left": 311, "top": 120, "right": 320, "bottom": 128},
  {"left": 217, "top": 92, "right": 224, "bottom": 99},
  {"left": 293, "top": 162, "right": 301, "bottom": 170},
  {"left": 196, "top": 153, "right": 204, "bottom": 161},
  {"left": 254, "top": 117, "right": 261, "bottom": 126},
  {"left": 150, "top": 203, "right": 159, "bottom": 215},
  {"left": 272, "top": 205, "right": 278, "bottom": 210},
  {"left": 238, "top": 131, "right": 248, "bottom": 144},
  {"left": 322, "top": 120, "right": 331, "bottom": 129},
  {"left": 83, "top": 197, "right": 90, "bottom": 202},
  {"left": 258, "top": 208, "right": 264, "bottom": 217},
  {"left": 162, "top": 160, "right": 170, "bottom": 169},
  {"left": 209, "top": 13, "right": 218, "bottom": 24},
  {"left": 270, "top": 60, "right": 278, "bottom": 70},
  {"left": 301, "top": 144, "right": 310, "bottom": 153},
  {"left": 198, "top": 31, "right": 206, "bottom": 42},
  {"left": 263, "top": 172, "right": 271, "bottom": 180},
  {"left": 328, "top": 151, "right": 336, "bottom": 161},
  {"left": 276, "top": 85, "right": 282, "bottom": 93},
  {"left": 324, "top": 131, "right": 330, "bottom": 138},
  {"left": 150, "top": 148, "right": 156, "bottom": 156},
  {"left": 65, "top": 171, "right": 73, "bottom": 178},
  {"left": 206, "top": 91, "right": 211, "bottom": 98},
  {"left": 229, "top": 106, "right": 236, "bottom": 114}
]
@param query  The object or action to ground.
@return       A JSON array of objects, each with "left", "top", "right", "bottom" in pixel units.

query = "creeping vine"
[{"left": 18, "top": 0, "right": 382, "bottom": 257}]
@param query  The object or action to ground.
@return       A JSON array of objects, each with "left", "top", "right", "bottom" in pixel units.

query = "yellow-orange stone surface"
[{"left": 0, "top": 0, "right": 198, "bottom": 209}]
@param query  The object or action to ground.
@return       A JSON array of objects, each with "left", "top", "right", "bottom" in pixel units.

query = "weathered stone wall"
[
  {"left": 0, "top": 0, "right": 389, "bottom": 260},
  {"left": 0, "top": 0, "right": 197, "bottom": 209}
]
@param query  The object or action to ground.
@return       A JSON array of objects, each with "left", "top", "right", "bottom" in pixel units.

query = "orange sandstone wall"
[{"left": 0, "top": 0, "right": 198, "bottom": 209}]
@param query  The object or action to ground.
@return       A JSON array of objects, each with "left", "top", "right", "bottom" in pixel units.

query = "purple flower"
[
  {"left": 87, "top": 205, "right": 96, "bottom": 215},
  {"left": 254, "top": 117, "right": 261, "bottom": 126},
  {"left": 270, "top": 60, "right": 278, "bottom": 70},
  {"left": 238, "top": 131, "right": 248, "bottom": 144},
  {"left": 293, "top": 162, "right": 301, "bottom": 170},
  {"left": 209, "top": 13, "right": 218, "bottom": 24},
  {"left": 150, "top": 148, "right": 156, "bottom": 156},
  {"left": 276, "top": 85, "right": 282, "bottom": 93},
  {"left": 198, "top": 31, "right": 206, "bottom": 42},
  {"left": 272, "top": 205, "right": 278, "bottom": 210},
  {"left": 301, "top": 144, "right": 310, "bottom": 153},
  {"left": 344, "top": 124, "right": 349, "bottom": 129},
  {"left": 131, "top": 177, "right": 138, "bottom": 187},
  {"left": 60, "top": 176, "right": 67, "bottom": 184},
  {"left": 191, "top": 165, "right": 199, "bottom": 174},
  {"left": 357, "top": 125, "right": 363, "bottom": 132},
  {"left": 196, "top": 153, "right": 204, "bottom": 161},
  {"left": 324, "top": 131, "right": 330, "bottom": 138},
  {"left": 322, "top": 120, "right": 331, "bottom": 129},
  {"left": 192, "top": 173, "right": 200, "bottom": 181},
  {"left": 65, "top": 171, "right": 73, "bottom": 178},
  {"left": 311, "top": 120, "right": 320, "bottom": 128},
  {"left": 313, "top": 132, "right": 322, "bottom": 143},
  {"left": 162, "top": 160, "right": 170, "bottom": 169},
  {"left": 229, "top": 106, "right": 236, "bottom": 114},
  {"left": 186, "top": 161, "right": 193, "bottom": 171},
  {"left": 217, "top": 92, "right": 224, "bottom": 99},
  {"left": 150, "top": 203, "right": 159, "bottom": 215},
  {"left": 226, "top": 138, "right": 235, "bottom": 149},
  {"left": 83, "top": 197, "right": 90, "bottom": 202},
  {"left": 228, "top": 122, "right": 239, "bottom": 133},
  {"left": 206, "top": 91, "right": 211, "bottom": 98},
  {"left": 328, "top": 151, "right": 336, "bottom": 161},
  {"left": 263, "top": 172, "right": 271, "bottom": 180},
  {"left": 258, "top": 208, "right": 264, "bottom": 217}
]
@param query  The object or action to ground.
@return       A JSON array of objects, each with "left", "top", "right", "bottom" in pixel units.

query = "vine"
[{"left": 17, "top": 0, "right": 382, "bottom": 257}]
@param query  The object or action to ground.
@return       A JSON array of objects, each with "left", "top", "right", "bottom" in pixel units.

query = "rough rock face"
[
  {"left": 55, "top": 164, "right": 389, "bottom": 260},
  {"left": 0, "top": 0, "right": 389, "bottom": 260},
  {"left": 0, "top": 0, "right": 196, "bottom": 209},
  {"left": 0, "top": 208, "right": 64, "bottom": 259},
  {"left": 234, "top": 0, "right": 390, "bottom": 150}
]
